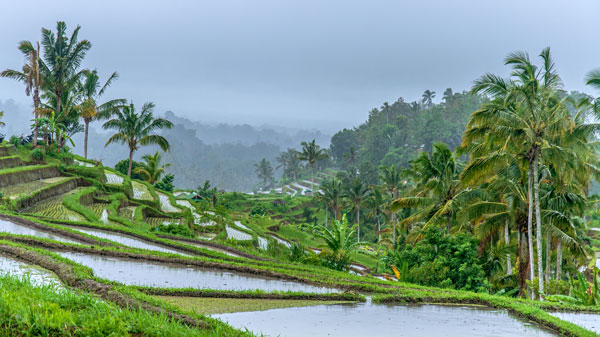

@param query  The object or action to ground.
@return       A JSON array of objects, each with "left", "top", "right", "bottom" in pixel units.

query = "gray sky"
[{"left": 1, "top": 0, "right": 599, "bottom": 132}]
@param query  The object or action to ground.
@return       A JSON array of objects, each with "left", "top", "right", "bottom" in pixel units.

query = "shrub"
[
  {"left": 250, "top": 204, "right": 267, "bottom": 216},
  {"left": 19, "top": 133, "right": 33, "bottom": 145},
  {"left": 31, "top": 148, "right": 44, "bottom": 161},
  {"left": 9, "top": 135, "right": 19, "bottom": 147},
  {"left": 115, "top": 159, "right": 144, "bottom": 180},
  {"left": 155, "top": 174, "right": 174, "bottom": 192},
  {"left": 154, "top": 223, "right": 194, "bottom": 238}
]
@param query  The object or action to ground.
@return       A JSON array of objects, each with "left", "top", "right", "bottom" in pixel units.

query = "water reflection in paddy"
[
  {"left": 213, "top": 302, "right": 556, "bottom": 337},
  {"left": 63, "top": 226, "right": 192, "bottom": 256},
  {"left": 58, "top": 251, "right": 337, "bottom": 293},
  {"left": 0, "top": 255, "right": 61, "bottom": 287},
  {"left": 549, "top": 312, "right": 600, "bottom": 333},
  {"left": 0, "top": 219, "right": 81, "bottom": 244}
]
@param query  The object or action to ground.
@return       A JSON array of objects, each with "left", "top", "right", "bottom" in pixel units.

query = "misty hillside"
[{"left": 69, "top": 111, "right": 330, "bottom": 192}]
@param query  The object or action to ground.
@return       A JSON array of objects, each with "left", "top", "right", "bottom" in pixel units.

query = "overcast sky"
[{"left": 1, "top": 0, "right": 599, "bottom": 132}]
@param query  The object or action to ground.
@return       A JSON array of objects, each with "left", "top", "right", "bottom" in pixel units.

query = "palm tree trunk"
[
  {"left": 325, "top": 207, "right": 328, "bottom": 226},
  {"left": 545, "top": 230, "right": 551, "bottom": 282},
  {"left": 534, "top": 153, "right": 544, "bottom": 300},
  {"left": 377, "top": 214, "right": 381, "bottom": 242},
  {"left": 311, "top": 166, "right": 315, "bottom": 194},
  {"left": 527, "top": 165, "right": 535, "bottom": 300},
  {"left": 32, "top": 111, "right": 39, "bottom": 148},
  {"left": 84, "top": 119, "right": 89, "bottom": 159},
  {"left": 446, "top": 213, "right": 451, "bottom": 233},
  {"left": 518, "top": 223, "right": 529, "bottom": 298},
  {"left": 392, "top": 190, "right": 397, "bottom": 243},
  {"left": 556, "top": 240, "right": 562, "bottom": 280},
  {"left": 356, "top": 206, "right": 360, "bottom": 242},
  {"left": 505, "top": 220, "right": 512, "bottom": 275},
  {"left": 127, "top": 148, "right": 134, "bottom": 177}
]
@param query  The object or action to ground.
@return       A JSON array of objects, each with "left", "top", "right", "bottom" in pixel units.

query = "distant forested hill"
[
  {"left": 71, "top": 112, "right": 330, "bottom": 192},
  {"left": 329, "top": 89, "right": 486, "bottom": 168}
]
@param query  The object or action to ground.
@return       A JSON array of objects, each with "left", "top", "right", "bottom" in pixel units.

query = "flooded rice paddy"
[
  {"left": 158, "top": 193, "right": 180, "bottom": 213},
  {"left": 0, "top": 219, "right": 81, "bottom": 244},
  {"left": 0, "top": 254, "right": 61, "bottom": 287},
  {"left": 549, "top": 312, "right": 600, "bottom": 333},
  {"left": 226, "top": 226, "right": 252, "bottom": 241},
  {"left": 214, "top": 302, "right": 556, "bottom": 337},
  {"left": 62, "top": 226, "right": 193, "bottom": 256},
  {"left": 131, "top": 181, "right": 153, "bottom": 200},
  {"left": 58, "top": 251, "right": 337, "bottom": 293}
]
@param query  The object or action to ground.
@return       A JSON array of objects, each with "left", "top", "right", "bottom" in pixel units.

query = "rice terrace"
[{"left": 1, "top": 1, "right": 600, "bottom": 336}]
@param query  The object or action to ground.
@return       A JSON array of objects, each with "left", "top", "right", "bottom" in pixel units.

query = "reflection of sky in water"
[
  {"left": 214, "top": 303, "right": 557, "bottom": 337},
  {"left": 550, "top": 312, "right": 600, "bottom": 333},
  {"left": 65, "top": 226, "right": 191, "bottom": 256},
  {"left": 0, "top": 219, "right": 80, "bottom": 244},
  {"left": 58, "top": 252, "right": 337, "bottom": 293},
  {"left": 0, "top": 255, "right": 61, "bottom": 287}
]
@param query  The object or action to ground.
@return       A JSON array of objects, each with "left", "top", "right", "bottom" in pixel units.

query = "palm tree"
[
  {"left": 392, "top": 143, "right": 470, "bottom": 235},
  {"left": 298, "top": 139, "right": 328, "bottom": 191},
  {"left": 421, "top": 90, "right": 436, "bottom": 108},
  {"left": 254, "top": 158, "right": 274, "bottom": 189},
  {"left": 40, "top": 21, "right": 91, "bottom": 126},
  {"left": 380, "top": 165, "right": 402, "bottom": 242},
  {"left": 1, "top": 41, "right": 42, "bottom": 145},
  {"left": 103, "top": 102, "right": 173, "bottom": 176},
  {"left": 468, "top": 48, "right": 571, "bottom": 299},
  {"left": 317, "top": 178, "right": 344, "bottom": 222},
  {"left": 78, "top": 70, "right": 125, "bottom": 158},
  {"left": 316, "top": 214, "right": 359, "bottom": 270},
  {"left": 344, "top": 177, "right": 370, "bottom": 242},
  {"left": 366, "top": 187, "right": 385, "bottom": 241},
  {"left": 134, "top": 151, "right": 171, "bottom": 184}
]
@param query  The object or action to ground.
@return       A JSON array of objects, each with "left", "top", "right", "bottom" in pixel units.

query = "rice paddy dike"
[{"left": 0, "top": 145, "right": 598, "bottom": 336}]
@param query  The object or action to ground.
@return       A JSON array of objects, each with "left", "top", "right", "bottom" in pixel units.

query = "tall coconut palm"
[
  {"left": 344, "top": 177, "right": 370, "bottom": 242},
  {"left": 40, "top": 21, "right": 91, "bottom": 126},
  {"left": 103, "top": 102, "right": 173, "bottom": 176},
  {"left": 468, "top": 48, "right": 571, "bottom": 299},
  {"left": 421, "top": 90, "right": 436, "bottom": 108},
  {"left": 1, "top": 41, "right": 42, "bottom": 145},
  {"left": 297, "top": 139, "right": 328, "bottom": 191},
  {"left": 366, "top": 187, "right": 385, "bottom": 241},
  {"left": 380, "top": 165, "right": 402, "bottom": 242},
  {"left": 78, "top": 70, "right": 125, "bottom": 158},
  {"left": 134, "top": 151, "right": 171, "bottom": 184},
  {"left": 317, "top": 178, "right": 344, "bottom": 222}
]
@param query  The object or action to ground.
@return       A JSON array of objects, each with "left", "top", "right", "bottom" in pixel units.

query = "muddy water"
[
  {"left": 58, "top": 251, "right": 338, "bottom": 293},
  {"left": 0, "top": 255, "right": 61, "bottom": 286},
  {"left": 549, "top": 312, "right": 600, "bottom": 333},
  {"left": 214, "top": 302, "right": 556, "bottom": 337},
  {"left": 0, "top": 219, "right": 81, "bottom": 244},
  {"left": 62, "top": 226, "right": 193, "bottom": 256}
]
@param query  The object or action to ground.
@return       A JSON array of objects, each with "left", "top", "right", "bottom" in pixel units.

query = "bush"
[
  {"left": 386, "top": 227, "right": 490, "bottom": 292},
  {"left": 115, "top": 159, "right": 144, "bottom": 180},
  {"left": 9, "top": 135, "right": 19, "bottom": 147},
  {"left": 19, "top": 133, "right": 33, "bottom": 145},
  {"left": 154, "top": 224, "right": 193, "bottom": 238},
  {"left": 250, "top": 204, "right": 267, "bottom": 216},
  {"left": 31, "top": 148, "right": 44, "bottom": 161},
  {"left": 155, "top": 174, "right": 174, "bottom": 192}
]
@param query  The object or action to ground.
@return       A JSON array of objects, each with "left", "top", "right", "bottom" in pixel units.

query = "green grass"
[
  {"left": 156, "top": 296, "right": 354, "bottom": 315},
  {"left": 0, "top": 274, "right": 251, "bottom": 337}
]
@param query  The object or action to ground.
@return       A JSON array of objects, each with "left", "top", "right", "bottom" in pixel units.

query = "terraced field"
[
  {"left": 132, "top": 181, "right": 153, "bottom": 200},
  {"left": 104, "top": 170, "right": 124, "bottom": 185},
  {"left": 158, "top": 192, "right": 180, "bottom": 213},
  {"left": 118, "top": 206, "right": 136, "bottom": 219},
  {"left": 0, "top": 176, "right": 70, "bottom": 199},
  {"left": 22, "top": 188, "right": 86, "bottom": 221}
]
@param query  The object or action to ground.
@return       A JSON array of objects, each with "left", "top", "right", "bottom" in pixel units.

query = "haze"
[{"left": 1, "top": 0, "right": 599, "bottom": 132}]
